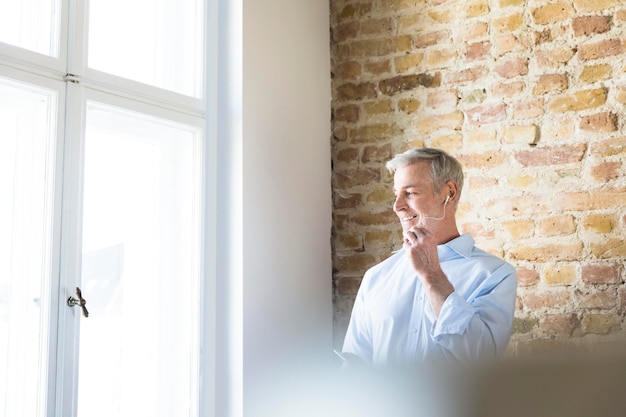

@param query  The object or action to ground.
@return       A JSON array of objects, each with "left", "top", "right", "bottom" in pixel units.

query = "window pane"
[
  {"left": 0, "top": 77, "right": 58, "bottom": 417},
  {"left": 77, "top": 102, "right": 202, "bottom": 417},
  {"left": 88, "top": 0, "right": 205, "bottom": 98},
  {"left": 0, "top": 0, "right": 60, "bottom": 57}
]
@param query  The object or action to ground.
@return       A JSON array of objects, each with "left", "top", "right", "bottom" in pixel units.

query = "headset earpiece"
[{"left": 444, "top": 195, "right": 450, "bottom": 206}]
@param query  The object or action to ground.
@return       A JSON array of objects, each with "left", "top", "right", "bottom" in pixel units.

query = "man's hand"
[{"left": 403, "top": 226, "right": 454, "bottom": 316}]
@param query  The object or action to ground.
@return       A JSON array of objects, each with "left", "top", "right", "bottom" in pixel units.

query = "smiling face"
[{"left": 392, "top": 161, "right": 449, "bottom": 233}]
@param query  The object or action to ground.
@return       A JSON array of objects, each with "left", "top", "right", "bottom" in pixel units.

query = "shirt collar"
[{"left": 438, "top": 233, "right": 474, "bottom": 259}]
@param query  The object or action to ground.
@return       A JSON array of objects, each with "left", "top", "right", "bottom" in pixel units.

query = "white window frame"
[{"left": 0, "top": 0, "right": 216, "bottom": 415}]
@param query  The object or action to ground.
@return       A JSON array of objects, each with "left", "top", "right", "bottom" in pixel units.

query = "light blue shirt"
[{"left": 342, "top": 233, "right": 517, "bottom": 365}]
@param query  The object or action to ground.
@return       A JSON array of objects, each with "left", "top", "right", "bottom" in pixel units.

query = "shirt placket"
[{"left": 404, "top": 277, "right": 424, "bottom": 361}]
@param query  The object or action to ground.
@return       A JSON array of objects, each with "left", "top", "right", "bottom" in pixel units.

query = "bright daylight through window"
[{"left": 0, "top": 0, "right": 207, "bottom": 416}]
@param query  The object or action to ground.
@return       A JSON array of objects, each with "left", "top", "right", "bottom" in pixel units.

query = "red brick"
[
  {"left": 446, "top": 66, "right": 488, "bottom": 84},
  {"left": 466, "top": 41, "right": 491, "bottom": 60},
  {"left": 334, "top": 104, "right": 360, "bottom": 123},
  {"left": 517, "top": 267, "right": 540, "bottom": 287},
  {"left": 335, "top": 147, "right": 359, "bottom": 164},
  {"left": 495, "top": 57, "right": 529, "bottom": 78},
  {"left": 494, "top": 33, "right": 526, "bottom": 56},
  {"left": 514, "top": 144, "right": 586, "bottom": 166},
  {"left": 465, "top": 103, "right": 507, "bottom": 126},
  {"left": 539, "top": 314, "right": 577, "bottom": 336},
  {"left": 360, "top": 18, "right": 393, "bottom": 35},
  {"left": 533, "top": 74, "right": 568, "bottom": 95},
  {"left": 413, "top": 30, "right": 450, "bottom": 48},
  {"left": 364, "top": 59, "right": 391, "bottom": 76},
  {"left": 572, "top": 15, "right": 611, "bottom": 36},
  {"left": 579, "top": 290, "right": 618, "bottom": 310},
  {"left": 427, "top": 90, "right": 458, "bottom": 111},
  {"left": 492, "top": 81, "right": 526, "bottom": 97},
  {"left": 589, "top": 136, "right": 626, "bottom": 157},
  {"left": 579, "top": 112, "right": 618, "bottom": 132},
  {"left": 334, "top": 253, "right": 377, "bottom": 274},
  {"left": 379, "top": 73, "right": 441, "bottom": 96},
  {"left": 333, "top": 126, "right": 348, "bottom": 142},
  {"left": 579, "top": 39, "right": 624, "bottom": 61},
  {"left": 333, "top": 21, "right": 359, "bottom": 43},
  {"left": 522, "top": 288, "right": 571, "bottom": 310},
  {"left": 334, "top": 191, "right": 362, "bottom": 209},
  {"left": 582, "top": 264, "right": 621, "bottom": 285},
  {"left": 334, "top": 61, "right": 362, "bottom": 80},
  {"left": 336, "top": 277, "right": 362, "bottom": 295},
  {"left": 536, "top": 47, "right": 576, "bottom": 68},
  {"left": 333, "top": 168, "right": 381, "bottom": 188},
  {"left": 591, "top": 161, "right": 621, "bottom": 182},
  {"left": 512, "top": 99, "right": 544, "bottom": 120},
  {"left": 361, "top": 144, "right": 393, "bottom": 163},
  {"left": 457, "top": 151, "right": 508, "bottom": 168},
  {"left": 336, "top": 82, "right": 377, "bottom": 101}
]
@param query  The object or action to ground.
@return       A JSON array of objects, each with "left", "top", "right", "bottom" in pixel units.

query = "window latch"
[
  {"left": 63, "top": 73, "right": 80, "bottom": 84},
  {"left": 67, "top": 287, "right": 89, "bottom": 318}
]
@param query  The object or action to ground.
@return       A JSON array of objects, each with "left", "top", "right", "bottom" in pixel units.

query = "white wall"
[{"left": 212, "top": 0, "right": 332, "bottom": 415}]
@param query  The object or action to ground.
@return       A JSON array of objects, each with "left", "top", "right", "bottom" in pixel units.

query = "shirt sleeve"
[{"left": 431, "top": 263, "right": 518, "bottom": 360}]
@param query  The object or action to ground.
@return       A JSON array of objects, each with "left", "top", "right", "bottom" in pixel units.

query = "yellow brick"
[
  {"left": 502, "top": 125, "right": 539, "bottom": 145},
  {"left": 464, "top": 127, "right": 497, "bottom": 145},
  {"left": 460, "top": 22, "right": 489, "bottom": 42},
  {"left": 426, "top": 48, "right": 458, "bottom": 69},
  {"left": 428, "top": 8, "right": 456, "bottom": 24},
  {"left": 532, "top": 1, "right": 575, "bottom": 25},
  {"left": 350, "top": 124, "right": 400, "bottom": 143},
  {"left": 334, "top": 252, "right": 377, "bottom": 274},
  {"left": 493, "top": 14, "right": 523, "bottom": 32},
  {"left": 543, "top": 264, "right": 577, "bottom": 285},
  {"left": 581, "top": 313, "right": 621, "bottom": 335},
  {"left": 337, "top": 233, "right": 363, "bottom": 251},
  {"left": 537, "top": 215, "right": 577, "bottom": 237},
  {"left": 429, "top": 133, "right": 463, "bottom": 151},
  {"left": 366, "top": 187, "right": 394, "bottom": 204},
  {"left": 506, "top": 175, "right": 534, "bottom": 188},
  {"left": 364, "top": 100, "right": 392, "bottom": 115},
  {"left": 509, "top": 242, "right": 584, "bottom": 262},
  {"left": 415, "top": 111, "right": 464, "bottom": 133},
  {"left": 466, "top": 0, "right": 490, "bottom": 18},
  {"left": 579, "top": 64, "right": 612, "bottom": 83},
  {"left": 590, "top": 238, "right": 626, "bottom": 259},
  {"left": 394, "top": 53, "right": 424, "bottom": 73},
  {"left": 364, "top": 229, "right": 394, "bottom": 249},
  {"left": 501, "top": 220, "right": 535, "bottom": 239},
  {"left": 583, "top": 213, "right": 616, "bottom": 233},
  {"left": 398, "top": 98, "right": 421, "bottom": 114},
  {"left": 573, "top": 0, "right": 625, "bottom": 12},
  {"left": 548, "top": 88, "right": 607, "bottom": 113},
  {"left": 500, "top": 0, "right": 524, "bottom": 5}
]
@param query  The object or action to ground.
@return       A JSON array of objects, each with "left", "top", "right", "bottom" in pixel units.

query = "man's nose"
[{"left": 393, "top": 194, "right": 405, "bottom": 212}]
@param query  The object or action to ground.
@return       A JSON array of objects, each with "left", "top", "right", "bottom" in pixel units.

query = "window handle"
[{"left": 67, "top": 287, "right": 89, "bottom": 318}]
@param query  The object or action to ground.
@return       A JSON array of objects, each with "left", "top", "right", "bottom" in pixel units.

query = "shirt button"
[{"left": 411, "top": 328, "right": 417, "bottom": 333}]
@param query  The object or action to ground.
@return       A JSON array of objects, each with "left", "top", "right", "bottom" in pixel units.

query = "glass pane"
[
  {"left": 0, "top": 77, "right": 58, "bottom": 417},
  {"left": 88, "top": 0, "right": 205, "bottom": 98},
  {"left": 77, "top": 102, "right": 201, "bottom": 417},
  {"left": 0, "top": 0, "right": 60, "bottom": 57}
]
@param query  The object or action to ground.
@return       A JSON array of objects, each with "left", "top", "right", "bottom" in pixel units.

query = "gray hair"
[{"left": 386, "top": 147, "right": 464, "bottom": 196}]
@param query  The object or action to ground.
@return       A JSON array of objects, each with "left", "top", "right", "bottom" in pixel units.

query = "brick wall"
[{"left": 330, "top": 0, "right": 626, "bottom": 356}]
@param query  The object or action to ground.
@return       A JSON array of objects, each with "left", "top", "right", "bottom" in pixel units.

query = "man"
[{"left": 341, "top": 148, "right": 517, "bottom": 366}]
